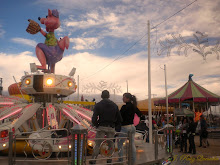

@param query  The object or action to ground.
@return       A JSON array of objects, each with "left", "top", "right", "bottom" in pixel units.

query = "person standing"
[
  {"left": 180, "top": 118, "right": 188, "bottom": 153},
  {"left": 197, "top": 118, "right": 202, "bottom": 147},
  {"left": 187, "top": 117, "right": 196, "bottom": 154},
  {"left": 144, "top": 117, "right": 157, "bottom": 143},
  {"left": 118, "top": 93, "right": 144, "bottom": 164},
  {"left": 89, "top": 90, "right": 122, "bottom": 164},
  {"left": 200, "top": 115, "right": 208, "bottom": 148}
]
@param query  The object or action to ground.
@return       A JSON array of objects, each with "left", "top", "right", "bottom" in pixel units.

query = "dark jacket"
[
  {"left": 201, "top": 119, "right": 207, "bottom": 131},
  {"left": 92, "top": 98, "right": 122, "bottom": 128},
  {"left": 120, "top": 102, "right": 143, "bottom": 126},
  {"left": 187, "top": 121, "right": 196, "bottom": 135}
]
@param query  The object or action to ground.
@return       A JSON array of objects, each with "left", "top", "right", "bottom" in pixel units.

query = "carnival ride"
[
  {"left": 0, "top": 9, "right": 148, "bottom": 160},
  {"left": 0, "top": 66, "right": 96, "bottom": 157},
  {"left": 0, "top": 9, "right": 96, "bottom": 158}
]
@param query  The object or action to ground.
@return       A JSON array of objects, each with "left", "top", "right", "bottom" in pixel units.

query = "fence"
[
  {"left": 8, "top": 128, "right": 70, "bottom": 165},
  {"left": 8, "top": 125, "right": 173, "bottom": 165},
  {"left": 152, "top": 126, "right": 174, "bottom": 163}
]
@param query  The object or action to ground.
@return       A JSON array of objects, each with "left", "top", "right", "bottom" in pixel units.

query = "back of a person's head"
[
  {"left": 101, "top": 90, "right": 110, "bottom": 99},
  {"left": 123, "top": 92, "right": 137, "bottom": 108},
  {"left": 123, "top": 93, "right": 132, "bottom": 99}
]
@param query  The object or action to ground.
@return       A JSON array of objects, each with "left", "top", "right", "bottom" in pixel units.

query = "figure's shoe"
[
  {"left": 36, "top": 66, "right": 50, "bottom": 73},
  {"left": 42, "top": 69, "right": 50, "bottom": 73},
  {"left": 36, "top": 65, "right": 46, "bottom": 70}
]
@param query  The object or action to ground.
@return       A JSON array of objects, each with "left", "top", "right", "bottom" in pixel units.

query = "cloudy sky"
[{"left": 0, "top": 0, "right": 220, "bottom": 102}]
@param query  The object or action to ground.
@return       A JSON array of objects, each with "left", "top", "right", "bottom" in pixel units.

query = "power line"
[
  {"left": 152, "top": 0, "right": 198, "bottom": 30},
  {"left": 81, "top": 0, "right": 198, "bottom": 81},
  {"left": 81, "top": 34, "right": 147, "bottom": 81}
]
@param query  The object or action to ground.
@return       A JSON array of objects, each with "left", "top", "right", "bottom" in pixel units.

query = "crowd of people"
[
  {"left": 176, "top": 115, "right": 209, "bottom": 155},
  {"left": 88, "top": 90, "right": 210, "bottom": 164}
]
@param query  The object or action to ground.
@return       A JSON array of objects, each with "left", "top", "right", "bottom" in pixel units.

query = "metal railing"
[
  {"left": 8, "top": 128, "right": 70, "bottom": 165},
  {"left": 8, "top": 125, "right": 172, "bottom": 165},
  {"left": 152, "top": 127, "right": 174, "bottom": 163}
]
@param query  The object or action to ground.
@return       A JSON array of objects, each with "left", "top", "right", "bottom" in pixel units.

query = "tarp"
[
  {"left": 204, "top": 105, "right": 220, "bottom": 116},
  {"left": 174, "top": 108, "right": 194, "bottom": 117},
  {"left": 155, "top": 75, "right": 220, "bottom": 105}
]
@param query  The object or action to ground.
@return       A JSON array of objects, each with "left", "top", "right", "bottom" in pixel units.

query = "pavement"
[{"left": 170, "top": 135, "right": 220, "bottom": 165}]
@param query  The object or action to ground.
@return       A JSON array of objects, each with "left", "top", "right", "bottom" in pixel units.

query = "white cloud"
[
  {"left": 1, "top": 0, "right": 220, "bottom": 102},
  {"left": 65, "top": 11, "right": 119, "bottom": 29},
  {"left": 2, "top": 49, "right": 220, "bottom": 101},
  {"left": 35, "top": 0, "right": 220, "bottom": 49},
  {"left": 70, "top": 37, "right": 103, "bottom": 50},
  {"left": 0, "top": 52, "right": 39, "bottom": 92},
  {"left": 11, "top": 38, "right": 38, "bottom": 47}
]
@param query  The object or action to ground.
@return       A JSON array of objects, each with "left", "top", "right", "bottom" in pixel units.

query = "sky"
[{"left": 0, "top": 0, "right": 220, "bottom": 102}]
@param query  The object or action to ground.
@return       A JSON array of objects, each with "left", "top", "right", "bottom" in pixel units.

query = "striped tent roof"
[{"left": 156, "top": 75, "right": 220, "bottom": 104}]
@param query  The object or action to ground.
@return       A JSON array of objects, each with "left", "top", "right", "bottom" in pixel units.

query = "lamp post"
[{"left": 147, "top": 20, "right": 152, "bottom": 144}]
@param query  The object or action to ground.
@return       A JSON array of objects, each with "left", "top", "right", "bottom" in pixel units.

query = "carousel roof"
[{"left": 155, "top": 74, "right": 220, "bottom": 105}]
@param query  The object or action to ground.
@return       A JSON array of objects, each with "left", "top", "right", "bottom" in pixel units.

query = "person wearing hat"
[{"left": 89, "top": 90, "right": 122, "bottom": 164}]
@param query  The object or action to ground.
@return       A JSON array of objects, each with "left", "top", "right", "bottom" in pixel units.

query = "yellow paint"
[
  {"left": 63, "top": 101, "right": 95, "bottom": 106},
  {"left": 12, "top": 94, "right": 32, "bottom": 102},
  {"left": 1, "top": 140, "right": 32, "bottom": 154}
]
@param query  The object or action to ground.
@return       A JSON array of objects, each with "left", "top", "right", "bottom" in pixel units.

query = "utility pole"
[
  {"left": 77, "top": 75, "right": 79, "bottom": 101},
  {"left": 152, "top": 94, "right": 157, "bottom": 115},
  {"left": 148, "top": 20, "right": 152, "bottom": 144},
  {"left": 0, "top": 78, "right": 2, "bottom": 95},
  {"left": 114, "top": 89, "right": 116, "bottom": 102},
  {"left": 126, "top": 80, "right": 128, "bottom": 93},
  {"left": 164, "top": 65, "right": 169, "bottom": 124}
]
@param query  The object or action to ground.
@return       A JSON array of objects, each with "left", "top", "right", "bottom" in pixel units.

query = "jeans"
[
  {"left": 91, "top": 126, "right": 115, "bottom": 163},
  {"left": 188, "top": 134, "right": 196, "bottom": 154},
  {"left": 118, "top": 124, "right": 136, "bottom": 164},
  {"left": 180, "top": 133, "right": 187, "bottom": 152}
]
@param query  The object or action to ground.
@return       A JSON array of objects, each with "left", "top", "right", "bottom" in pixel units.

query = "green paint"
[
  {"left": 191, "top": 82, "right": 204, "bottom": 97},
  {"left": 173, "top": 83, "right": 188, "bottom": 98}
]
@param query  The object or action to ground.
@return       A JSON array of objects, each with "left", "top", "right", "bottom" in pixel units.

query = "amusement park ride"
[{"left": 0, "top": 9, "right": 95, "bottom": 157}]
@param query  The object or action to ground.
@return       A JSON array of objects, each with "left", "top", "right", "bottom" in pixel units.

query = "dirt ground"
[
  {"left": 174, "top": 135, "right": 220, "bottom": 156},
  {"left": 171, "top": 135, "right": 220, "bottom": 165}
]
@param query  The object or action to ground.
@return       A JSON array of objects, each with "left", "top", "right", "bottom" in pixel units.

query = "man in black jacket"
[
  {"left": 89, "top": 90, "right": 122, "bottom": 164},
  {"left": 187, "top": 117, "right": 196, "bottom": 154}
]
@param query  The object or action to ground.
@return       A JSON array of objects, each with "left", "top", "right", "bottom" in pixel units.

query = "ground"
[{"left": 170, "top": 135, "right": 220, "bottom": 165}]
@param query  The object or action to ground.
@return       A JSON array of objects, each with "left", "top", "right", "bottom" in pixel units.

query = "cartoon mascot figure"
[{"left": 26, "top": 9, "right": 69, "bottom": 73}]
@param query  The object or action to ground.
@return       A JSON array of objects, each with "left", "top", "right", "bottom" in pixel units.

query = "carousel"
[{"left": 154, "top": 74, "right": 220, "bottom": 128}]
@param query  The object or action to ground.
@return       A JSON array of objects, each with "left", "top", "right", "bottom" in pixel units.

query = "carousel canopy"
[{"left": 155, "top": 74, "right": 220, "bottom": 105}]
